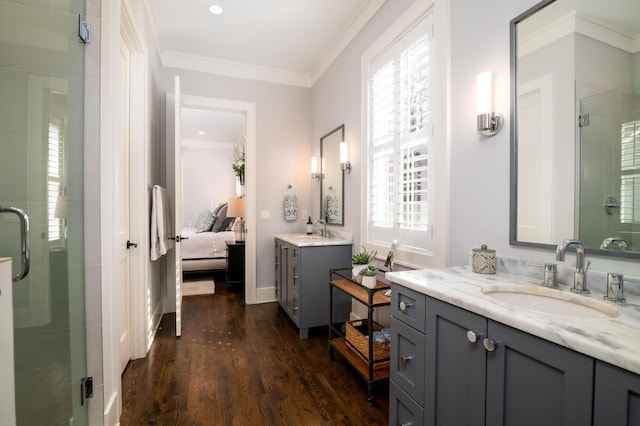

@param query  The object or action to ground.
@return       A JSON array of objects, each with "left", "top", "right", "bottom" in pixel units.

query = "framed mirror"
[
  {"left": 510, "top": 0, "right": 640, "bottom": 258},
  {"left": 320, "top": 124, "right": 345, "bottom": 225}
]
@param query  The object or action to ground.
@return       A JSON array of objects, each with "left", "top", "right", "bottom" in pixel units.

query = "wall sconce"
[
  {"left": 340, "top": 141, "right": 351, "bottom": 173},
  {"left": 476, "top": 72, "right": 503, "bottom": 136},
  {"left": 311, "top": 156, "right": 320, "bottom": 180}
]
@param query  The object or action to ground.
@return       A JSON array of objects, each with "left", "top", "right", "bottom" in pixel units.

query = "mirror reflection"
[
  {"left": 320, "top": 124, "right": 345, "bottom": 225},
  {"left": 511, "top": 0, "right": 640, "bottom": 257}
]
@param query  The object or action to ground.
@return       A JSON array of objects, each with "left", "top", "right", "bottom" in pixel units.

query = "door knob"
[{"left": 126, "top": 240, "right": 138, "bottom": 249}]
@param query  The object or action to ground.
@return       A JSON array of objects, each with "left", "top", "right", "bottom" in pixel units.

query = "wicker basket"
[{"left": 345, "top": 319, "right": 391, "bottom": 369}]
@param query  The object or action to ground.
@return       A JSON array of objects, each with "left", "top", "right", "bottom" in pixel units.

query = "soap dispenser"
[{"left": 306, "top": 216, "right": 313, "bottom": 235}]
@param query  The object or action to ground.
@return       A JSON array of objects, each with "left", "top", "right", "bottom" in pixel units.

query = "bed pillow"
[
  {"left": 195, "top": 210, "right": 215, "bottom": 233},
  {"left": 211, "top": 203, "right": 228, "bottom": 232},
  {"left": 212, "top": 203, "right": 225, "bottom": 216},
  {"left": 219, "top": 216, "right": 235, "bottom": 231}
]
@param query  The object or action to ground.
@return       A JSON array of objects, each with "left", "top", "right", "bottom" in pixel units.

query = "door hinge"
[
  {"left": 78, "top": 14, "right": 91, "bottom": 44},
  {"left": 578, "top": 114, "right": 590, "bottom": 127},
  {"left": 80, "top": 377, "right": 93, "bottom": 406}
]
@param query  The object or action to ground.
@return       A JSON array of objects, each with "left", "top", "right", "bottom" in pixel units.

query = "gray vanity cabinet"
[
  {"left": 484, "top": 320, "right": 593, "bottom": 426},
  {"left": 390, "top": 284, "right": 595, "bottom": 426},
  {"left": 274, "top": 238, "right": 352, "bottom": 339},
  {"left": 594, "top": 361, "right": 640, "bottom": 426},
  {"left": 424, "top": 297, "right": 487, "bottom": 426}
]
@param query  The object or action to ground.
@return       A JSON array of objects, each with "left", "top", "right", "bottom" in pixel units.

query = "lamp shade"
[{"left": 227, "top": 197, "right": 245, "bottom": 218}]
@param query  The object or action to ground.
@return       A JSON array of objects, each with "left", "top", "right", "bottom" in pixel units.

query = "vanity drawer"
[
  {"left": 391, "top": 316, "right": 426, "bottom": 404},
  {"left": 390, "top": 380, "right": 424, "bottom": 426},
  {"left": 391, "top": 284, "right": 426, "bottom": 333}
]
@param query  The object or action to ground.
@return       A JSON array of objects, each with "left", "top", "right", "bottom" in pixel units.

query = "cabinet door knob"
[
  {"left": 466, "top": 330, "right": 482, "bottom": 343},
  {"left": 399, "top": 301, "right": 414, "bottom": 311},
  {"left": 400, "top": 422, "right": 413, "bottom": 426},
  {"left": 400, "top": 354, "right": 414, "bottom": 365},
  {"left": 483, "top": 337, "right": 498, "bottom": 352}
]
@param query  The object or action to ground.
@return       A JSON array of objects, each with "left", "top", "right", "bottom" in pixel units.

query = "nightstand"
[{"left": 225, "top": 240, "right": 245, "bottom": 290}]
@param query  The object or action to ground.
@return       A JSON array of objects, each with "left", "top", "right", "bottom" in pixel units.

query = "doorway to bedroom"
[{"left": 180, "top": 107, "right": 245, "bottom": 298}]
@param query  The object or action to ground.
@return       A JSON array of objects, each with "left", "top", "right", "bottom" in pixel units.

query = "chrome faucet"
[
  {"left": 313, "top": 219, "right": 327, "bottom": 237},
  {"left": 600, "top": 236, "right": 627, "bottom": 251},
  {"left": 555, "top": 239, "right": 589, "bottom": 294}
]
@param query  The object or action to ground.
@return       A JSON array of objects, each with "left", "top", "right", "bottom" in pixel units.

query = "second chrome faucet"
[{"left": 555, "top": 239, "right": 590, "bottom": 294}]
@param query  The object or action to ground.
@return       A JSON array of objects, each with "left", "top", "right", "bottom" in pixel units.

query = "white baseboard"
[{"left": 254, "top": 286, "right": 276, "bottom": 304}]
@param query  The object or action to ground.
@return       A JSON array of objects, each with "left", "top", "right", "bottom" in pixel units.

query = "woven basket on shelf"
[{"left": 345, "top": 319, "right": 391, "bottom": 369}]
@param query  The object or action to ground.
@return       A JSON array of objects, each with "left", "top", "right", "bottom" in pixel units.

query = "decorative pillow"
[
  {"left": 211, "top": 203, "right": 228, "bottom": 232},
  {"left": 220, "top": 217, "right": 235, "bottom": 231},
  {"left": 212, "top": 203, "right": 225, "bottom": 216},
  {"left": 195, "top": 210, "right": 215, "bottom": 233}
]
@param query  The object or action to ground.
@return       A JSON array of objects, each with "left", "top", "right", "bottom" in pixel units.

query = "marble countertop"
[
  {"left": 274, "top": 233, "right": 353, "bottom": 247},
  {"left": 386, "top": 263, "right": 640, "bottom": 375}
]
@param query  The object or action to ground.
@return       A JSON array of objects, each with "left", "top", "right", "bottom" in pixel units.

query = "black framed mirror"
[
  {"left": 510, "top": 0, "right": 640, "bottom": 259},
  {"left": 320, "top": 124, "right": 345, "bottom": 226}
]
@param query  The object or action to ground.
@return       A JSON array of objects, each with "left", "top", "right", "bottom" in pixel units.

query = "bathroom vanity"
[
  {"left": 274, "top": 234, "right": 352, "bottom": 338},
  {"left": 387, "top": 262, "right": 640, "bottom": 426}
]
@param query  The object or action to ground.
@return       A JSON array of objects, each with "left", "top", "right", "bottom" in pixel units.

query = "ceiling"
[
  {"left": 145, "top": 0, "right": 385, "bottom": 145},
  {"left": 144, "top": 0, "right": 384, "bottom": 87}
]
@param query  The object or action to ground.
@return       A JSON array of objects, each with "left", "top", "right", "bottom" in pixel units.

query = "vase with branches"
[{"left": 232, "top": 137, "right": 245, "bottom": 185}]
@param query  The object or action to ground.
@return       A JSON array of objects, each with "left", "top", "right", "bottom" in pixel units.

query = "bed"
[
  {"left": 181, "top": 227, "right": 235, "bottom": 273},
  {"left": 181, "top": 203, "right": 237, "bottom": 273}
]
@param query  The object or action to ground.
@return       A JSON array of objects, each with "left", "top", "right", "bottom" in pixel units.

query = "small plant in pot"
[
  {"left": 359, "top": 264, "right": 379, "bottom": 288},
  {"left": 352, "top": 245, "right": 377, "bottom": 282}
]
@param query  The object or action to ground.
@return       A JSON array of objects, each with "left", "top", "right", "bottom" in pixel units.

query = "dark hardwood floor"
[{"left": 120, "top": 272, "right": 389, "bottom": 425}]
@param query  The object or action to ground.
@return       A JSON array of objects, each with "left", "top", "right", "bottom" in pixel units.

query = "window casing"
[{"left": 366, "top": 13, "right": 434, "bottom": 257}]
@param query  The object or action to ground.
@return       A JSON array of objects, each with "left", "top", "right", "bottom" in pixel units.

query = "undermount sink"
[{"left": 481, "top": 284, "right": 621, "bottom": 319}]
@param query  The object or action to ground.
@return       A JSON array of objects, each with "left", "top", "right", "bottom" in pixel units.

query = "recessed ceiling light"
[
  {"left": 208, "top": 4, "right": 223, "bottom": 15},
  {"left": 198, "top": 131, "right": 205, "bottom": 135}
]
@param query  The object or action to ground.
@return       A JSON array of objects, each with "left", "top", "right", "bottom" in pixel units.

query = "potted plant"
[
  {"left": 359, "top": 264, "right": 379, "bottom": 288},
  {"left": 352, "top": 245, "right": 377, "bottom": 281}
]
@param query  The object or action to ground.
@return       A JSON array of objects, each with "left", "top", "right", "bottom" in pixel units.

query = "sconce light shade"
[
  {"left": 311, "top": 156, "right": 320, "bottom": 180},
  {"left": 476, "top": 72, "right": 503, "bottom": 136},
  {"left": 340, "top": 141, "right": 351, "bottom": 173}
]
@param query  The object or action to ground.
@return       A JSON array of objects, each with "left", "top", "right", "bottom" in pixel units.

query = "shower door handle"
[{"left": 0, "top": 206, "right": 30, "bottom": 282}]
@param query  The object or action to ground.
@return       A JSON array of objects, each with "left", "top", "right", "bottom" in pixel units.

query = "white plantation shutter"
[
  {"left": 48, "top": 122, "right": 64, "bottom": 242},
  {"left": 620, "top": 120, "right": 640, "bottom": 223},
  {"left": 367, "top": 13, "right": 433, "bottom": 253}
]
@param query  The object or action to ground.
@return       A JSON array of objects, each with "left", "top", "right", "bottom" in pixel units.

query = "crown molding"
[
  {"left": 161, "top": 51, "right": 313, "bottom": 87},
  {"left": 181, "top": 140, "right": 235, "bottom": 149},
  {"left": 519, "top": 11, "right": 640, "bottom": 57},
  {"left": 310, "top": 0, "right": 387, "bottom": 86}
]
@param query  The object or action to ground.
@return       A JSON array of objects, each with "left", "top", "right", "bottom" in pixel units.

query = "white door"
[
  {"left": 0, "top": 259, "right": 15, "bottom": 425},
  {"left": 117, "top": 36, "right": 132, "bottom": 373},
  {"left": 166, "top": 76, "right": 183, "bottom": 337}
]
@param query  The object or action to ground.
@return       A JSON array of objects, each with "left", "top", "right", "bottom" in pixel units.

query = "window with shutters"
[
  {"left": 48, "top": 120, "right": 65, "bottom": 243},
  {"left": 620, "top": 120, "right": 640, "bottom": 223},
  {"left": 365, "top": 12, "right": 434, "bottom": 259}
]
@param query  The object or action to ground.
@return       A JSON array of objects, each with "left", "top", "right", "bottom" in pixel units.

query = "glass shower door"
[{"left": 0, "top": 1, "right": 88, "bottom": 424}]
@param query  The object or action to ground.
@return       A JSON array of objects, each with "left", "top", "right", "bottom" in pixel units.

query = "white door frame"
[
  {"left": 179, "top": 94, "right": 257, "bottom": 304},
  {"left": 120, "top": 0, "right": 149, "bottom": 360},
  {"left": 100, "top": 1, "right": 149, "bottom": 422}
]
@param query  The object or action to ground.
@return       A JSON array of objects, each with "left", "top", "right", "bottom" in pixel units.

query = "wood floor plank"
[{"left": 121, "top": 272, "right": 389, "bottom": 425}]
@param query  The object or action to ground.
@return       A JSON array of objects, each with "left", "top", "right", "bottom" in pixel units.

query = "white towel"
[{"left": 151, "top": 185, "right": 171, "bottom": 261}]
